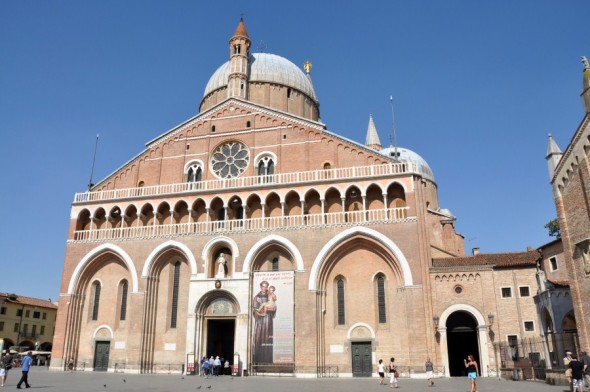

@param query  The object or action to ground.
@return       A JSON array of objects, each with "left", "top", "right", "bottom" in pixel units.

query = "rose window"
[{"left": 210, "top": 142, "right": 250, "bottom": 178}]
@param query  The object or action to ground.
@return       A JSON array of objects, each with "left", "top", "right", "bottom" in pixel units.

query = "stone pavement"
[{"left": 0, "top": 366, "right": 572, "bottom": 392}]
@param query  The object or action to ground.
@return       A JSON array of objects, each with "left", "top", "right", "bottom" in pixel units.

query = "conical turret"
[
  {"left": 365, "top": 114, "right": 382, "bottom": 150},
  {"left": 227, "top": 18, "right": 251, "bottom": 99},
  {"left": 546, "top": 133, "right": 563, "bottom": 179}
]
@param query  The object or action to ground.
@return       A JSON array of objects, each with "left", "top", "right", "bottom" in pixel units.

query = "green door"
[
  {"left": 94, "top": 341, "right": 110, "bottom": 371},
  {"left": 351, "top": 342, "right": 372, "bottom": 377}
]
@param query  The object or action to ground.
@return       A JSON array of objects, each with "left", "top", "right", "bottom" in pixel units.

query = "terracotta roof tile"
[
  {"left": 0, "top": 293, "right": 57, "bottom": 309},
  {"left": 432, "top": 250, "right": 540, "bottom": 268}
]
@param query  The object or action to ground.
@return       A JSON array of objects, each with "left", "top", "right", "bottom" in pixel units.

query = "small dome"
[
  {"left": 203, "top": 53, "right": 318, "bottom": 102},
  {"left": 379, "top": 146, "right": 435, "bottom": 182}
]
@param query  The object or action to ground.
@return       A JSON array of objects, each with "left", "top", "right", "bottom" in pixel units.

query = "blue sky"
[{"left": 1, "top": 1, "right": 589, "bottom": 301}]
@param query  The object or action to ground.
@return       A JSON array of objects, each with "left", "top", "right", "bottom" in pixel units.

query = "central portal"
[{"left": 206, "top": 319, "right": 235, "bottom": 366}]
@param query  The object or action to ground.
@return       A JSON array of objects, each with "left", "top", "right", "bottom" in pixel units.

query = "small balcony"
[
  {"left": 71, "top": 207, "right": 415, "bottom": 242},
  {"left": 73, "top": 162, "right": 417, "bottom": 204}
]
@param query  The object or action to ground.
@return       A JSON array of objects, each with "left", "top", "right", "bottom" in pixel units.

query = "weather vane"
[{"left": 257, "top": 40, "right": 267, "bottom": 53}]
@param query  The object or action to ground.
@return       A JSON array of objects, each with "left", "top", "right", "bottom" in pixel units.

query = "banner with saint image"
[{"left": 252, "top": 271, "right": 294, "bottom": 364}]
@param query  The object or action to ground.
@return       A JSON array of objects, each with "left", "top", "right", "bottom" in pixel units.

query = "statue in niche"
[{"left": 216, "top": 253, "right": 227, "bottom": 278}]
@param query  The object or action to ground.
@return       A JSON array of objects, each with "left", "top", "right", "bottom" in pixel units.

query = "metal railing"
[
  {"left": 72, "top": 207, "right": 414, "bottom": 242},
  {"left": 250, "top": 363, "right": 295, "bottom": 376},
  {"left": 74, "top": 162, "right": 418, "bottom": 203}
]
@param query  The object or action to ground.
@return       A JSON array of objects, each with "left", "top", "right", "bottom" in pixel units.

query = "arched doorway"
[
  {"left": 196, "top": 295, "right": 240, "bottom": 374},
  {"left": 446, "top": 311, "right": 480, "bottom": 376}
]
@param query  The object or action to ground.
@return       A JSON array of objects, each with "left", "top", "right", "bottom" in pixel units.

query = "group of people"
[
  {"left": 377, "top": 356, "right": 476, "bottom": 390},
  {"left": 200, "top": 356, "right": 231, "bottom": 377},
  {"left": 377, "top": 357, "right": 404, "bottom": 388},
  {"left": 0, "top": 350, "right": 33, "bottom": 389},
  {"left": 564, "top": 350, "right": 590, "bottom": 392}
]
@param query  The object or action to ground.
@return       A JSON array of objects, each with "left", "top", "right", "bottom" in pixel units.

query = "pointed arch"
[
  {"left": 308, "top": 227, "right": 413, "bottom": 290},
  {"left": 142, "top": 240, "right": 197, "bottom": 277},
  {"left": 243, "top": 234, "right": 304, "bottom": 272},
  {"left": 68, "top": 243, "right": 139, "bottom": 294}
]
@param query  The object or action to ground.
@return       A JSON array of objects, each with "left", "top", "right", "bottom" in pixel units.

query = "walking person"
[
  {"left": 569, "top": 354, "right": 585, "bottom": 392},
  {"left": 425, "top": 357, "right": 434, "bottom": 387},
  {"left": 377, "top": 359, "right": 386, "bottom": 385},
  {"left": 388, "top": 357, "right": 399, "bottom": 388},
  {"left": 16, "top": 351, "right": 33, "bottom": 389},
  {"left": 464, "top": 355, "right": 479, "bottom": 392},
  {"left": 1, "top": 351, "right": 14, "bottom": 387}
]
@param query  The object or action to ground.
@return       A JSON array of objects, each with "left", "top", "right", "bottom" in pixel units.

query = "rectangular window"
[
  {"left": 25, "top": 310, "right": 30, "bottom": 317},
  {"left": 508, "top": 334, "right": 519, "bottom": 347},
  {"left": 550, "top": 257, "right": 558, "bottom": 271},
  {"left": 40, "top": 325, "right": 45, "bottom": 335},
  {"left": 524, "top": 321, "right": 535, "bottom": 331},
  {"left": 519, "top": 286, "right": 530, "bottom": 297},
  {"left": 42, "top": 312, "right": 47, "bottom": 320},
  {"left": 33, "top": 311, "right": 41, "bottom": 319},
  {"left": 501, "top": 287, "right": 512, "bottom": 298},
  {"left": 23, "top": 324, "right": 28, "bottom": 334},
  {"left": 14, "top": 322, "right": 19, "bottom": 332},
  {"left": 16, "top": 309, "right": 23, "bottom": 317},
  {"left": 0, "top": 321, "right": 4, "bottom": 331},
  {"left": 32, "top": 325, "right": 37, "bottom": 335},
  {"left": 0, "top": 307, "right": 6, "bottom": 315}
]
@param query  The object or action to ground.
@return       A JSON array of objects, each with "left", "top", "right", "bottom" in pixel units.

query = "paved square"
[{"left": 0, "top": 367, "right": 572, "bottom": 392}]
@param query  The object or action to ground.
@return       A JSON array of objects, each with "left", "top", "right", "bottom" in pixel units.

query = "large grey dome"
[
  {"left": 204, "top": 53, "right": 318, "bottom": 101},
  {"left": 379, "top": 146, "right": 435, "bottom": 182}
]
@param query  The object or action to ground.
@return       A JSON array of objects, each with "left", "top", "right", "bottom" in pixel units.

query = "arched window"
[
  {"left": 377, "top": 275, "right": 386, "bottom": 323},
  {"left": 170, "top": 261, "right": 180, "bottom": 328},
  {"left": 272, "top": 257, "right": 279, "bottom": 271},
  {"left": 187, "top": 163, "right": 202, "bottom": 183},
  {"left": 337, "top": 278, "right": 345, "bottom": 325},
  {"left": 255, "top": 153, "right": 276, "bottom": 183},
  {"left": 91, "top": 281, "right": 101, "bottom": 321},
  {"left": 119, "top": 280, "right": 128, "bottom": 321}
]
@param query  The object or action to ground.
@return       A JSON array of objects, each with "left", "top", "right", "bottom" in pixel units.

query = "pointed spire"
[
  {"left": 365, "top": 114, "right": 382, "bottom": 150},
  {"left": 233, "top": 17, "right": 249, "bottom": 38},
  {"left": 227, "top": 18, "right": 251, "bottom": 100},
  {"left": 582, "top": 56, "right": 590, "bottom": 113},
  {"left": 546, "top": 133, "right": 563, "bottom": 179}
]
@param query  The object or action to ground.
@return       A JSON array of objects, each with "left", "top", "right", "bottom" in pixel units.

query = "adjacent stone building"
[
  {"left": 50, "top": 19, "right": 552, "bottom": 377},
  {"left": 0, "top": 292, "right": 58, "bottom": 353}
]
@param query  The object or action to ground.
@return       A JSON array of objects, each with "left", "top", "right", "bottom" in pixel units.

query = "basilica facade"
[{"left": 51, "top": 20, "right": 545, "bottom": 377}]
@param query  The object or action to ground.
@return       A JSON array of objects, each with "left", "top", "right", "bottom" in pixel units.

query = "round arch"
[
  {"left": 437, "top": 303, "right": 490, "bottom": 377},
  {"left": 142, "top": 240, "right": 198, "bottom": 277},
  {"left": 346, "top": 322, "right": 376, "bottom": 340},
  {"left": 308, "top": 227, "right": 413, "bottom": 290},
  {"left": 68, "top": 243, "right": 139, "bottom": 294}
]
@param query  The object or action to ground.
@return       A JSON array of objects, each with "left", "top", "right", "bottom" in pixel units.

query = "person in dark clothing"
[
  {"left": 569, "top": 354, "right": 585, "bottom": 392},
  {"left": 464, "top": 355, "right": 479, "bottom": 392}
]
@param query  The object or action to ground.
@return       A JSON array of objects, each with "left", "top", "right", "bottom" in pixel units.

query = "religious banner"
[{"left": 252, "top": 271, "right": 294, "bottom": 364}]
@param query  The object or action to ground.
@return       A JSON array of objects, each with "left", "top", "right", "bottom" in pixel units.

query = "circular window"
[
  {"left": 454, "top": 285, "right": 463, "bottom": 294},
  {"left": 210, "top": 141, "right": 250, "bottom": 178}
]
